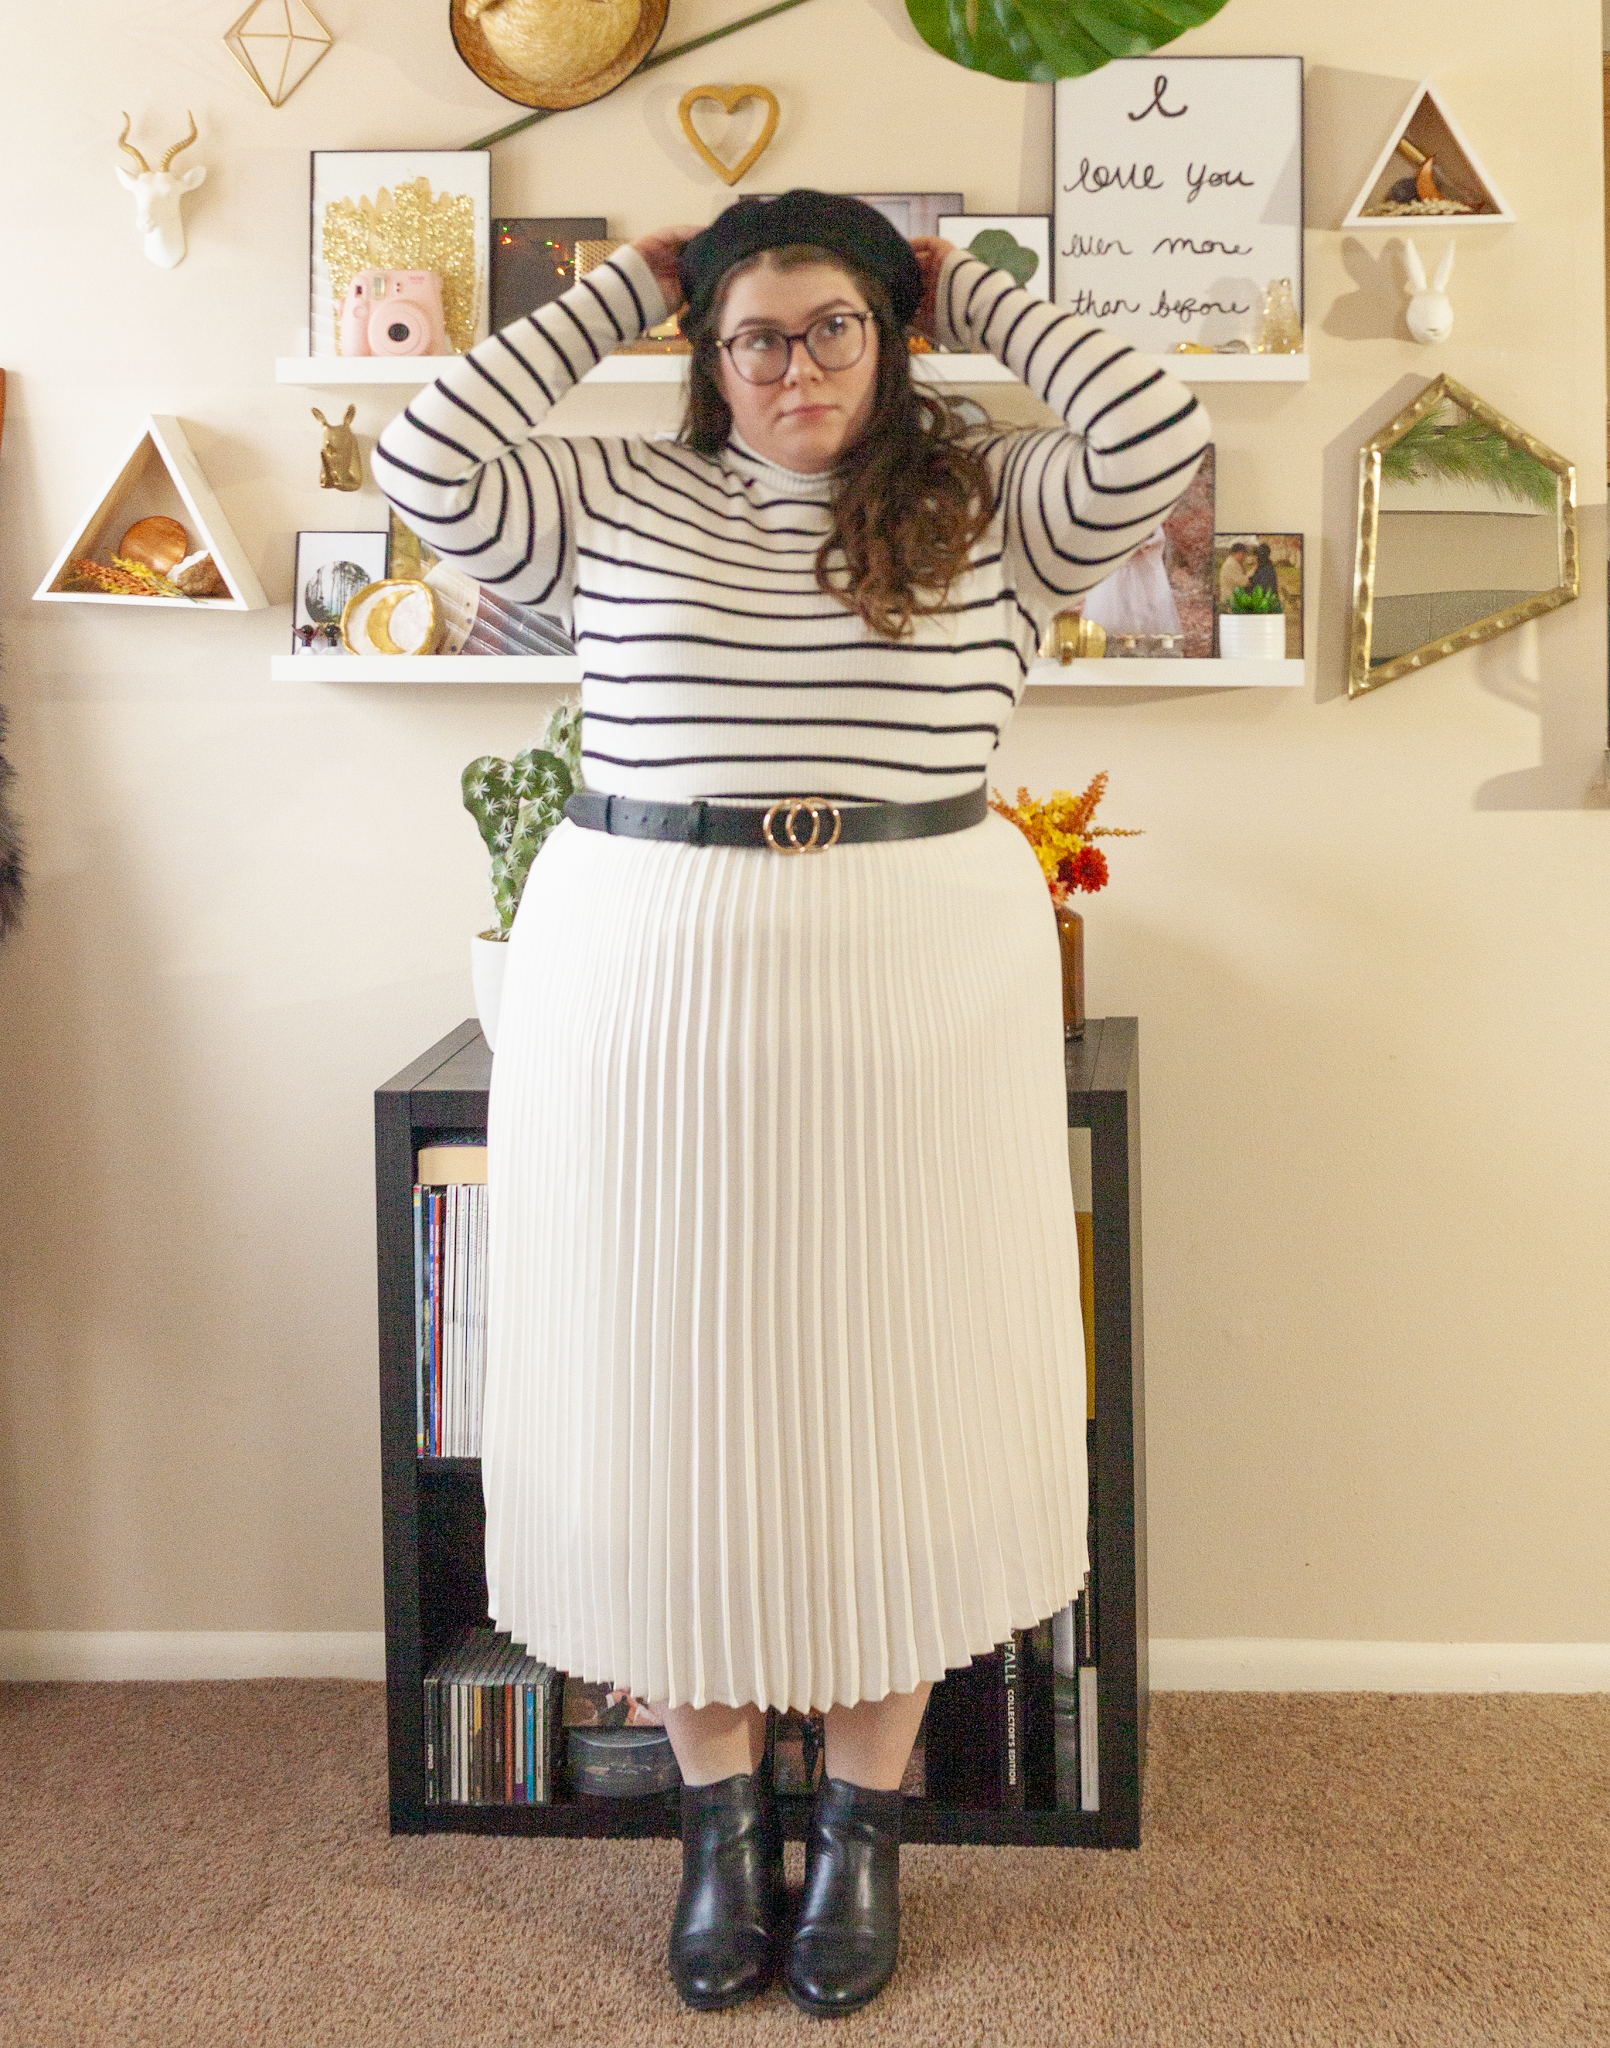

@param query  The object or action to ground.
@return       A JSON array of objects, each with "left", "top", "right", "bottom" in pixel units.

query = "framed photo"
[
  {"left": 938, "top": 215, "right": 1052, "bottom": 300},
  {"left": 490, "top": 216, "right": 607, "bottom": 332},
  {"left": 1054, "top": 56, "right": 1303, "bottom": 352},
  {"left": 292, "top": 530, "right": 388, "bottom": 654},
  {"left": 1077, "top": 444, "right": 1215, "bottom": 658},
  {"left": 855, "top": 192, "right": 962, "bottom": 240},
  {"left": 310, "top": 150, "right": 491, "bottom": 359},
  {"left": 1215, "top": 531, "right": 1303, "bottom": 657},
  {"left": 753, "top": 193, "right": 961, "bottom": 241}
]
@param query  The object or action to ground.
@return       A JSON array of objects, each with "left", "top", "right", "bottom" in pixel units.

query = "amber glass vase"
[{"left": 1055, "top": 899, "right": 1085, "bottom": 1038}]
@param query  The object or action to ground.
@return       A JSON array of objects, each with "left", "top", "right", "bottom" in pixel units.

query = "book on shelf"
[
  {"left": 1051, "top": 1582, "right": 1100, "bottom": 1814},
  {"left": 414, "top": 1144, "right": 488, "bottom": 1457},
  {"left": 424, "top": 1626, "right": 561, "bottom": 1806},
  {"left": 1001, "top": 1629, "right": 1028, "bottom": 1810},
  {"left": 923, "top": 1605, "right": 1090, "bottom": 1814},
  {"left": 925, "top": 1642, "right": 1011, "bottom": 1808}
]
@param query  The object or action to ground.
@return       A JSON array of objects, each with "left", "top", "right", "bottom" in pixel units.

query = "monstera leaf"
[{"left": 907, "top": 0, "right": 1230, "bottom": 84}]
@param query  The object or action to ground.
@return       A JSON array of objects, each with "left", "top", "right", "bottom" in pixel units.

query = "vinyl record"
[{"left": 450, "top": 0, "right": 668, "bottom": 112}]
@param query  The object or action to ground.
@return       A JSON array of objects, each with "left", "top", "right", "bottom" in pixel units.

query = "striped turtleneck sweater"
[{"left": 374, "top": 246, "right": 1209, "bottom": 806}]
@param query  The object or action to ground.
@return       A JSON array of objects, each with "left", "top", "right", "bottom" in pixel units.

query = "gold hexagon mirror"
[{"left": 1349, "top": 374, "right": 1578, "bottom": 696}]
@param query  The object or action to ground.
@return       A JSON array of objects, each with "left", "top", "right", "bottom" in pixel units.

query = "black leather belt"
[{"left": 564, "top": 784, "right": 988, "bottom": 853}]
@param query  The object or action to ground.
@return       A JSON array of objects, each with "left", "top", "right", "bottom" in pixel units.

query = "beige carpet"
[{"left": 1, "top": 1682, "right": 1606, "bottom": 2047}]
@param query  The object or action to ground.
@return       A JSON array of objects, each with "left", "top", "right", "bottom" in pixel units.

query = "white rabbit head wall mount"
[{"left": 1401, "top": 237, "right": 1455, "bottom": 345}]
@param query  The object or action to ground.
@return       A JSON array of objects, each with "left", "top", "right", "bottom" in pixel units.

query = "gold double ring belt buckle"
[{"left": 760, "top": 798, "right": 843, "bottom": 854}]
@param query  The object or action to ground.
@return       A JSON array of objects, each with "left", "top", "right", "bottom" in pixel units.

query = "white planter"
[
  {"left": 1217, "top": 612, "right": 1287, "bottom": 660},
  {"left": 471, "top": 931, "right": 508, "bottom": 1052}
]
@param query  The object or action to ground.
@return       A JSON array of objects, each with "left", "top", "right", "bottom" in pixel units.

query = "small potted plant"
[
  {"left": 1218, "top": 580, "right": 1286, "bottom": 660},
  {"left": 461, "top": 698, "right": 581, "bottom": 1049},
  {"left": 989, "top": 775, "right": 1137, "bottom": 1037}
]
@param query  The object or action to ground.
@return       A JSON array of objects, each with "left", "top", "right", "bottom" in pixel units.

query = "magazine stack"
[{"left": 414, "top": 1144, "right": 488, "bottom": 1457}]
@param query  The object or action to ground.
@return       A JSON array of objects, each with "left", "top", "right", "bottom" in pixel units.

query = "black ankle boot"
[
  {"left": 786, "top": 1777, "right": 904, "bottom": 2017},
  {"left": 667, "top": 1769, "right": 786, "bottom": 2011}
]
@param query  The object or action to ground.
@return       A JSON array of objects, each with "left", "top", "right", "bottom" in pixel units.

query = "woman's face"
[{"left": 714, "top": 259, "right": 880, "bottom": 474}]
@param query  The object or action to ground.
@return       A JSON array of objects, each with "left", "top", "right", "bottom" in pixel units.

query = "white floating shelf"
[
  {"left": 1025, "top": 656, "right": 1303, "bottom": 688},
  {"left": 272, "top": 654, "right": 583, "bottom": 682},
  {"left": 1143, "top": 353, "right": 1309, "bottom": 383},
  {"left": 274, "top": 654, "right": 1301, "bottom": 688},
  {"left": 275, "top": 350, "right": 1308, "bottom": 389}
]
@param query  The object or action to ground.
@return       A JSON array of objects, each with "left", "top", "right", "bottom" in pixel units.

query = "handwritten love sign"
[{"left": 1053, "top": 56, "right": 1303, "bottom": 353}]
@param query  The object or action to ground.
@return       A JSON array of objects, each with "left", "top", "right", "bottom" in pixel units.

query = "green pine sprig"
[{"left": 1381, "top": 404, "right": 1557, "bottom": 509}]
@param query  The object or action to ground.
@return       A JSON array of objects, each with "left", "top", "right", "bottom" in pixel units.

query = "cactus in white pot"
[{"left": 462, "top": 698, "right": 582, "bottom": 1047}]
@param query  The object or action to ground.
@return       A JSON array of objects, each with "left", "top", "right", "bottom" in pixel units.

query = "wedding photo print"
[
  {"left": 1215, "top": 532, "right": 1303, "bottom": 658},
  {"left": 1074, "top": 445, "right": 1216, "bottom": 657}
]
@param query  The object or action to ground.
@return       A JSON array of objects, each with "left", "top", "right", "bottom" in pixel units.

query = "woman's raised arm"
[
  {"left": 371, "top": 242, "right": 674, "bottom": 615},
  {"left": 932, "top": 250, "right": 1211, "bottom": 621}
]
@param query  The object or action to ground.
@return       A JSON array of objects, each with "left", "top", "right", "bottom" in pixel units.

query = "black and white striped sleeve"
[
  {"left": 371, "top": 248, "right": 665, "bottom": 613},
  {"left": 935, "top": 252, "right": 1210, "bottom": 618}
]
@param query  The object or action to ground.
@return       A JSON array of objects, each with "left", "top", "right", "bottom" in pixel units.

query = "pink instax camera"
[{"left": 338, "top": 269, "right": 447, "bottom": 356}]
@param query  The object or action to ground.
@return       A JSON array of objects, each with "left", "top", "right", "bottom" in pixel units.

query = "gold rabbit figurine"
[{"left": 313, "top": 405, "right": 362, "bottom": 492}]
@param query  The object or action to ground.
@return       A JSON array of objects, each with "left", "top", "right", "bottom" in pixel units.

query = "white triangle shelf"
[
  {"left": 34, "top": 415, "right": 268, "bottom": 611},
  {"left": 1342, "top": 80, "right": 1515, "bottom": 229}
]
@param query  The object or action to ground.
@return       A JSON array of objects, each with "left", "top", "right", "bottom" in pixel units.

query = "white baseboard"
[
  {"left": 1150, "top": 1638, "right": 1610, "bottom": 1693},
  {"left": 0, "top": 1632, "right": 386, "bottom": 1681},
  {"left": 3, "top": 1634, "right": 1606, "bottom": 1691}
]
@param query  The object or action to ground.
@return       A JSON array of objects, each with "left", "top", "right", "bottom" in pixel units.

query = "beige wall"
[
  {"left": 0, "top": 0, "right": 1605, "bottom": 1647},
  {"left": 1374, "top": 510, "right": 1562, "bottom": 595}
]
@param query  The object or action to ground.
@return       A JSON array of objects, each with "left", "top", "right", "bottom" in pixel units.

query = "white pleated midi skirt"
[{"left": 481, "top": 809, "right": 1089, "bottom": 1714}]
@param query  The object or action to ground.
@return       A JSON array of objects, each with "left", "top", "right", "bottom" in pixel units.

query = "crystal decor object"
[
  {"left": 1254, "top": 279, "right": 1303, "bottom": 355},
  {"left": 224, "top": 0, "right": 336, "bottom": 108}
]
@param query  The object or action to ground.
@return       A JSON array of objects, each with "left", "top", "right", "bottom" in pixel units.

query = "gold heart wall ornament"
[{"left": 677, "top": 85, "right": 779, "bottom": 186}]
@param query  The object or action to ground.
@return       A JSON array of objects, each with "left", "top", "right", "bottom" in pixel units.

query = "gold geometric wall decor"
[
  {"left": 1347, "top": 375, "right": 1575, "bottom": 696},
  {"left": 224, "top": 0, "right": 335, "bottom": 109}
]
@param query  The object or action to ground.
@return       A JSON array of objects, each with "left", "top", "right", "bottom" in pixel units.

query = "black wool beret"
[{"left": 678, "top": 190, "right": 925, "bottom": 332}]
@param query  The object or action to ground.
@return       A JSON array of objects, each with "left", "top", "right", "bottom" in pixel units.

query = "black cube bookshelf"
[{"left": 376, "top": 1017, "right": 1147, "bottom": 1847}]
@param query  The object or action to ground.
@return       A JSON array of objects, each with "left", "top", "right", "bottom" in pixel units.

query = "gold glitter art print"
[
  {"left": 225, "top": 0, "right": 335, "bottom": 109},
  {"left": 310, "top": 152, "right": 490, "bottom": 358}
]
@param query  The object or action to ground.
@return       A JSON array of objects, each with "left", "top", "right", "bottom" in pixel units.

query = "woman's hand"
[
  {"left": 908, "top": 237, "right": 954, "bottom": 341},
  {"left": 629, "top": 225, "right": 704, "bottom": 315}
]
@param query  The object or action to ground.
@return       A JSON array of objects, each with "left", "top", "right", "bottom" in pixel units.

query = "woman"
[{"left": 375, "top": 191, "right": 1207, "bottom": 2017}]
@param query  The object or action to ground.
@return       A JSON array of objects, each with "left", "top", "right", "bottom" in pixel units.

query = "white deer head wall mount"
[{"left": 116, "top": 113, "right": 206, "bottom": 269}]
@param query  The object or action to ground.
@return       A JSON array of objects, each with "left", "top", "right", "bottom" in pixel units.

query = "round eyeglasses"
[{"left": 716, "top": 310, "right": 875, "bottom": 386}]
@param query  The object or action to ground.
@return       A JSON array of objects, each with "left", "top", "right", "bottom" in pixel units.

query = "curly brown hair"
[{"left": 679, "top": 246, "right": 996, "bottom": 641}]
